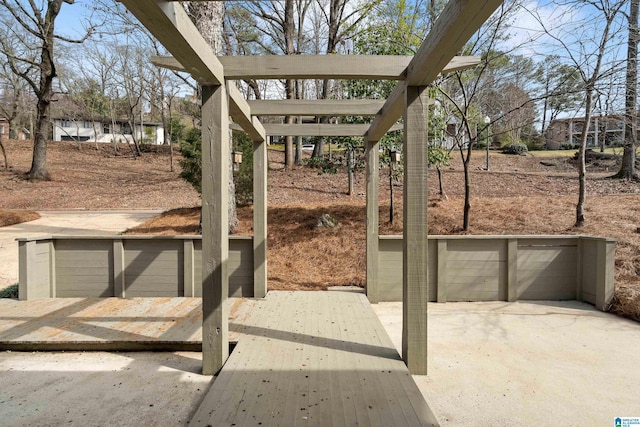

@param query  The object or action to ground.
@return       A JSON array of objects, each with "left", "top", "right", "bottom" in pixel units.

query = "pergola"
[{"left": 119, "top": 0, "right": 502, "bottom": 376}]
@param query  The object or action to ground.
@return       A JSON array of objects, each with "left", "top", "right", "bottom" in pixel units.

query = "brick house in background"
[{"left": 545, "top": 114, "right": 633, "bottom": 150}]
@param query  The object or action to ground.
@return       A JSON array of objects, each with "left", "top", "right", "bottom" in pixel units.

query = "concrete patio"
[{"left": 1, "top": 295, "right": 638, "bottom": 426}]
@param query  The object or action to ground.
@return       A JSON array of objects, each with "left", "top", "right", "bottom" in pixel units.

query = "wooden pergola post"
[
  {"left": 402, "top": 85, "right": 429, "bottom": 375},
  {"left": 201, "top": 84, "right": 230, "bottom": 375},
  {"left": 253, "top": 136, "right": 268, "bottom": 299},
  {"left": 365, "top": 139, "right": 380, "bottom": 303}
]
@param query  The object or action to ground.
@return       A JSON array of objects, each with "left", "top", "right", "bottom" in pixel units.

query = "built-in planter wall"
[
  {"left": 373, "top": 235, "right": 615, "bottom": 311},
  {"left": 18, "top": 236, "right": 254, "bottom": 300}
]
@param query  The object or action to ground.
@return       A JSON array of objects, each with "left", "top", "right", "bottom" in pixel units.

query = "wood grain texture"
[
  {"left": 188, "top": 291, "right": 439, "bottom": 426},
  {"left": 263, "top": 123, "right": 403, "bottom": 137},
  {"left": 253, "top": 139, "right": 267, "bottom": 298},
  {"left": 402, "top": 85, "right": 429, "bottom": 375},
  {"left": 250, "top": 99, "right": 386, "bottom": 116},
  {"left": 201, "top": 84, "right": 230, "bottom": 375},
  {"left": 152, "top": 55, "right": 478, "bottom": 81},
  {"left": 119, "top": 2, "right": 263, "bottom": 142},
  {"left": 366, "top": 139, "right": 380, "bottom": 303}
]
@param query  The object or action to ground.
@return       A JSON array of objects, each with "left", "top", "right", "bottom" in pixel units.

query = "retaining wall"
[
  {"left": 374, "top": 235, "right": 615, "bottom": 310},
  {"left": 18, "top": 236, "right": 253, "bottom": 299}
]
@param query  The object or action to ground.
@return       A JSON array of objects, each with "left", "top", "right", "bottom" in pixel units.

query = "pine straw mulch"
[
  {"left": 0, "top": 139, "right": 200, "bottom": 210},
  {"left": 126, "top": 149, "right": 640, "bottom": 321},
  {"left": 1, "top": 140, "right": 639, "bottom": 320},
  {"left": 0, "top": 209, "right": 40, "bottom": 227}
]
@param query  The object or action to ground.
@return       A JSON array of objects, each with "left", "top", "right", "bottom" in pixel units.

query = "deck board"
[
  {"left": 189, "top": 291, "right": 438, "bottom": 426},
  {"left": 0, "top": 297, "right": 246, "bottom": 351}
]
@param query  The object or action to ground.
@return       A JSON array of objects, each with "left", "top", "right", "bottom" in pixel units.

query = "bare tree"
[
  {"left": 614, "top": 0, "right": 639, "bottom": 179},
  {"left": 437, "top": 2, "right": 526, "bottom": 231},
  {"left": 311, "top": 0, "right": 382, "bottom": 159},
  {"left": 0, "top": 61, "right": 29, "bottom": 141},
  {"left": 0, "top": 0, "right": 93, "bottom": 180},
  {"left": 531, "top": 0, "right": 625, "bottom": 226}
]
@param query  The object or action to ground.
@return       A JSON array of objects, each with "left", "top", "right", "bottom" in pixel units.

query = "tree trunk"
[
  {"left": 462, "top": 157, "right": 471, "bottom": 231},
  {"left": 347, "top": 147, "right": 354, "bottom": 195},
  {"left": 461, "top": 142, "right": 472, "bottom": 231},
  {"left": 295, "top": 135, "right": 303, "bottom": 165},
  {"left": 189, "top": 1, "right": 238, "bottom": 233},
  {"left": 29, "top": 94, "right": 52, "bottom": 180},
  {"left": 437, "top": 167, "right": 447, "bottom": 200},
  {"left": 27, "top": 0, "right": 72, "bottom": 180},
  {"left": 576, "top": 87, "right": 594, "bottom": 228},
  {"left": 389, "top": 168, "right": 394, "bottom": 224},
  {"left": 0, "top": 139, "right": 7, "bottom": 169},
  {"left": 615, "top": 0, "right": 638, "bottom": 179},
  {"left": 283, "top": 0, "right": 295, "bottom": 169}
]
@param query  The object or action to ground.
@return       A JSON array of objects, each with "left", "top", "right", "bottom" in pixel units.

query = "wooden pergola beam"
[
  {"left": 228, "top": 83, "right": 266, "bottom": 142},
  {"left": 366, "top": 0, "right": 503, "bottom": 141},
  {"left": 259, "top": 123, "right": 403, "bottom": 137},
  {"left": 248, "top": 99, "right": 386, "bottom": 116},
  {"left": 151, "top": 55, "right": 479, "bottom": 81},
  {"left": 121, "top": 0, "right": 265, "bottom": 142}
]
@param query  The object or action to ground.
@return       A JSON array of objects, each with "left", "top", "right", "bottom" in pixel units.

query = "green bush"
[
  {"left": 305, "top": 155, "right": 340, "bottom": 174},
  {"left": 561, "top": 143, "right": 576, "bottom": 150},
  {"left": 179, "top": 128, "right": 202, "bottom": 193},
  {"left": 523, "top": 136, "right": 545, "bottom": 151},
  {"left": 178, "top": 128, "right": 254, "bottom": 206},
  {"left": 233, "top": 131, "right": 254, "bottom": 207},
  {"left": 502, "top": 143, "right": 529, "bottom": 155},
  {"left": 474, "top": 141, "right": 487, "bottom": 149},
  {"left": 0, "top": 284, "right": 18, "bottom": 299}
]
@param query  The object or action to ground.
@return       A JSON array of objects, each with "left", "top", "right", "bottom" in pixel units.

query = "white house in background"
[{"left": 52, "top": 118, "right": 165, "bottom": 145}]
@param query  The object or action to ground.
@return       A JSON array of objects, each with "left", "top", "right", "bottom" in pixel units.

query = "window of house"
[
  {"left": 0, "top": 125, "right": 5, "bottom": 134},
  {"left": 103, "top": 124, "right": 110, "bottom": 134}
]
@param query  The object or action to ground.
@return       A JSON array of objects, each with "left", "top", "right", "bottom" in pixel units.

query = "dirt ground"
[{"left": 1, "top": 140, "right": 639, "bottom": 319}]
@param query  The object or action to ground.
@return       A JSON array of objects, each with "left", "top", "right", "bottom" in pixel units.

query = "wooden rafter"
[
  {"left": 233, "top": 123, "right": 403, "bottom": 137},
  {"left": 366, "top": 0, "right": 503, "bottom": 141},
  {"left": 151, "top": 54, "right": 479, "bottom": 81},
  {"left": 248, "top": 100, "right": 386, "bottom": 116},
  {"left": 119, "top": 0, "right": 265, "bottom": 142}
]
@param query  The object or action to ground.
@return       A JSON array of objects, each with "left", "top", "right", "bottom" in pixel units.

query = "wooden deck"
[
  {"left": 190, "top": 291, "right": 438, "bottom": 426},
  {"left": 0, "top": 297, "right": 212, "bottom": 351}
]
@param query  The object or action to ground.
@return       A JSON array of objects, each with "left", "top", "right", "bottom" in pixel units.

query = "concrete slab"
[
  {"left": 0, "top": 351, "right": 210, "bottom": 426},
  {"left": 0, "top": 210, "right": 161, "bottom": 289},
  {"left": 373, "top": 300, "right": 640, "bottom": 426},
  {"left": 1, "top": 298, "right": 639, "bottom": 426}
]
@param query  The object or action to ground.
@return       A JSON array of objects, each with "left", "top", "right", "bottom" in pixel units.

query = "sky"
[{"left": 26, "top": 0, "right": 636, "bottom": 117}]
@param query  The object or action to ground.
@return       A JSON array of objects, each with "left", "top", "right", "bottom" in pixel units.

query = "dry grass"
[
  {"left": 3, "top": 141, "right": 640, "bottom": 320},
  {"left": 0, "top": 209, "right": 40, "bottom": 227}
]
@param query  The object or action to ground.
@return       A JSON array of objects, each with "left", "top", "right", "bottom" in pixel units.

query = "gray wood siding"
[
  {"left": 517, "top": 244, "right": 577, "bottom": 300},
  {"left": 580, "top": 239, "right": 598, "bottom": 304},
  {"left": 229, "top": 239, "right": 253, "bottom": 297},
  {"left": 374, "top": 236, "right": 614, "bottom": 310},
  {"left": 55, "top": 240, "right": 114, "bottom": 297},
  {"left": 32, "top": 241, "right": 51, "bottom": 299},
  {"left": 193, "top": 238, "right": 253, "bottom": 298},
  {"left": 378, "top": 238, "right": 436, "bottom": 302},
  {"left": 445, "top": 240, "right": 505, "bottom": 301},
  {"left": 193, "top": 240, "right": 202, "bottom": 297},
  {"left": 124, "top": 240, "right": 184, "bottom": 297}
]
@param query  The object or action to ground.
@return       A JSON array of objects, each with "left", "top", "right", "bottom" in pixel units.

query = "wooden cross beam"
[
  {"left": 119, "top": 0, "right": 265, "bottom": 142},
  {"left": 366, "top": 0, "right": 504, "bottom": 141},
  {"left": 151, "top": 55, "right": 479, "bottom": 81},
  {"left": 248, "top": 100, "right": 386, "bottom": 117},
  {"left": 232, "top": 123, "right": 403, "bottom": 137}
]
